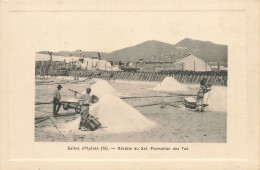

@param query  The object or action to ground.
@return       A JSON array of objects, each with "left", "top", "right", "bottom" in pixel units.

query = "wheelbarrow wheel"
[
  {"left": 75, "top": 106, "right": 81, "bottom": 114},
  {"left": 184, "top": 101, "right": 188, "bottom": 108}
]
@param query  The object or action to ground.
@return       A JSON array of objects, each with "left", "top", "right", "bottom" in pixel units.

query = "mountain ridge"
[{"left": 37, "top": 38, "right": 228, "bottom": 64}]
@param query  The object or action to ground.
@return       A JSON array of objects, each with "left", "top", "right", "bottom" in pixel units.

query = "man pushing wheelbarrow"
[
  {"left": 76, "top": 88, "right": 101, "bottom": 131},
  {"left": 196, "top": 79, "right": 212, "bottom": 112}
]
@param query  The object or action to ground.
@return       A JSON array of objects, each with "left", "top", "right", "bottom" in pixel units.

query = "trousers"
[
  {"left": 53, "top": 97, "right": 61, "bottom": 115},
  {"left": 79, "top": 105, "right": 90, "bottom": 128},
  {"left": 196, "top": 97, "right": 204, "bottom": 112}
]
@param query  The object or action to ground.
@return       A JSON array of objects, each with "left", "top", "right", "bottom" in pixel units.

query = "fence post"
[
  {"left": 195, "top": 75, "right": 199, "bottom": 84},
  {"left": 193, "top": 75, "right": 196, "bottom": 84}
]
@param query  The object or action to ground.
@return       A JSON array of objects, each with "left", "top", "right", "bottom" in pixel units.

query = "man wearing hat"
[
  {"left": 196, "top": 79, "right": 211, "bottom": 112},
  {"left": 53, "top": 85, "right": 62, "bottom": 116},
  {"left": 78, "top": 88, "right": 92, "bottom": 130}
]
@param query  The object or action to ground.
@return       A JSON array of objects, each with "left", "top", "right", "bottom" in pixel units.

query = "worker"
[
  {"left": 196, "top": 79, "right": 211, "bottom": 112},
  {"left": 86, "top": 73, "right": 94, "bottom": 82},
  {"left": 78, "top": 88, "right": 92, "bottom": 130},
  {"left": 53, "top": 85, "right": 62, "bottom": 116},
  {"left": 108, "top": 72, "right": 115, "bottom": 82}
]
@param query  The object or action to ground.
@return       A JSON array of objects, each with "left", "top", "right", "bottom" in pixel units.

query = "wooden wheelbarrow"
[
  {"left": 62, "top": 100, "right": 82, "bottom": 114},
  {"left": 62, "top": 95, "right": 100, "bottom": 114},
  {"left": 183, "top": 95, "right": 209, "bottom": 109}
]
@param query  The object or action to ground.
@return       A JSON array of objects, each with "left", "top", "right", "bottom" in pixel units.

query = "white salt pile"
[
  {"left": 77, "top": 80, "right": 119, "bottom": 98},
  {"left": 57, "top": 80, "right": 156, "bottom": 133},
  {"left": 90, "top": 95, "right": 156, "bottom": 133},
  {"left": 57, "top": 94, "right": 156, "bottom": 134},
  {"left": 91, "top": 80, "right": 119, "bottom": 98},
  {"left": 205, "top": 86, "right": 227, "bottom": 112},
  {"left": 57, "top": 117, "right": 92, "bottom": 133},
  {"left": 182, "top": 86, "right": 227, "bottom": 112},
  {"left": 153, "top": 77, "right": 188, "bottom": 93}
]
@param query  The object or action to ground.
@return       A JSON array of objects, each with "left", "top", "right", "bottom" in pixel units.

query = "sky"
[{"left": 10, "top": 11, "right": 244, "bottom": 53}]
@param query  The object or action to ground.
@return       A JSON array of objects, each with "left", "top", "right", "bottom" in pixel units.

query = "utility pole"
[
  {"left": 97, "top": 52, "right": 101, "bottom": 60},
  {"left": 163, "top": 60, "right": 166, "bottom": 71},
  {"left": 217, "top": 55, "right": 220, "bottom": 71},
  {"left": 48, "top": 51, "right": 53, "bottom": 61},
  {"left": 153, "top": 55, "right": 156, "bottom": 72}
]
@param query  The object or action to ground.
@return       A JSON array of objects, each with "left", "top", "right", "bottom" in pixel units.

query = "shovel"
[{"left": 205, "top": 91, "right": 211, "bottom": 107}]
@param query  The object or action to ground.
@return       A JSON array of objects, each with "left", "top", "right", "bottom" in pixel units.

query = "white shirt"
[
  {"left": 81, "top": 93, "right": 92, "bottom": 104},
  {"left": 54, "top": 89, "right": 61, "bottom": 100}
]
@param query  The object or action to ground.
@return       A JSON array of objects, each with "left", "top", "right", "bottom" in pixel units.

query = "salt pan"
[{"left": 153, "top": 77, "right": 188, "bottom": 92}]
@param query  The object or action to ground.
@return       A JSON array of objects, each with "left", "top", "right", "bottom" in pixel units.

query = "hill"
[
  {"left": 104, "top": 40, "right": 176, "bottom": 62},
  {"left": 104, "top": 39, "right": 227, "bottom": 63},
  {"left": 37, "top": 38, "right": 228, "bottom": 64},
  {"left": 174, "top": 38, "right": 227, "bottom": 63}
]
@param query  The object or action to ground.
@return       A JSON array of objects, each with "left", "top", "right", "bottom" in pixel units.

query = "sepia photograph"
[
  {"left": 34, "top": 16, "right": 228, "bottom": 142},
  {"left": 1, "top": 0, "right": 259, "bottom": 169}
]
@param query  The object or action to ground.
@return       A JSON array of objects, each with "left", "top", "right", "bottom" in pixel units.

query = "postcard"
[{"left": 0, "top": 0, "right": 259, "bottom": 169}]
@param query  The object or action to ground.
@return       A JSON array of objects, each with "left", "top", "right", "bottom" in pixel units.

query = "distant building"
[
  {"left": 35, "top": 52, "right": 120, "bottom": 71},
  {"left": 174, "top": 54, "right": 211, "bottom": 71},
  {"left": 35, "top": 53, "right": 79, "bottom": 62},
  {"left": 209, "top": 61, "right": 228, "bottom": 71},
  {"left": 210, "top": 66, "right": 219, "bottom": 71},
  {"left": 135, "top": 61, "right": 175, "bottom": 72},
  {"left": 135, "top": 53, "right": 211, "bottom": 72},
  {"left": 220, "top": 66, "right": 228, "bottom": 71}
]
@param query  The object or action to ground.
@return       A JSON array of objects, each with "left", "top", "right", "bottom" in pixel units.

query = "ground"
[{"left": 35, "top": 76, "right": 226, "bottom": 142}]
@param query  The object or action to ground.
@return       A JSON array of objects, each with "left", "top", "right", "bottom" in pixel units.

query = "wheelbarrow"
[
  {"left": 184, "top": 97, "right": 209, "bottom": 109},
  {"left": 61, "top": 95, "right": 99, "bottom": 114},
  {"left": 61, "top": 99, "right": 82, "bottom": 114}
]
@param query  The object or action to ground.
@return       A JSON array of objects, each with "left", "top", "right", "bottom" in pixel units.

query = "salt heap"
[
  {"left": 90, "top": 95, "right": 156, "bottom": 133},
  {"left": 91, "top": 80, "right": 119, "bottom": 98},
  {"left": 205, "top": 86, "right": 227, "bottom": 112},
  {"left": 153, "top": 77, "right": 188, "bottom": 92},
  {"left": 77, "top": 80, "right": 119, "bottom": 98},
  {"left": 58, "top": 94, "right": 156, "bottom": 134},
  {"left": 57, "top": 117, "right": 102, "bottom": 134},
  {"left": 56, "top": 80, "right": 155, "bottom": 133}
]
